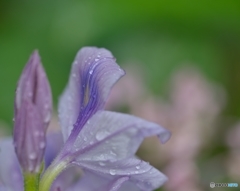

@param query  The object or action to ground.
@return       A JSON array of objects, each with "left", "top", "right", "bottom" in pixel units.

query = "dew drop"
[
  {"left": 99, "top": 162, "right": 105, "bottom": 166},
  {"left": 83, "top": 137, "right": 87, "bottom": 141},
  {"left": 95, "top": 58, "right": 99, "bottom": 62},
  {"left": 12, "top": 118, "right": 15, "bottom": 122},
  {"left": 29, "top": 152, "right": 37, "bottom": 160},
  {"left": 44, "top": 112, "right": 51, "bottom": 123},
  {"left": 96, "top": 130, "right": 109, "bottom": 141},
  {"left": 135, "top": 171, "right": 139, "bottom": 174},
  {"left": 89, "top": 70, "right": 93, "bottom": 75},
  {"left": 99, "top": 154, "right": 105, "bottom": 160},
  {"left": 110, "top": 150, "right": 117, "bottom": 156},
  {"left": 109, "top": 169, "right": 116, "bottom": 175},
  {"left": 39, "top": 142, "right": 45, "bottom": 149},
  {"left": 136, "top": 165, "right": 140, "bottom": 170}
]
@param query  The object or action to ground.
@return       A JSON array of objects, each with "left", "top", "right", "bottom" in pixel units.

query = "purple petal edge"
[{"left": 58, "top": 47, "right": 125, "bottom": 146}]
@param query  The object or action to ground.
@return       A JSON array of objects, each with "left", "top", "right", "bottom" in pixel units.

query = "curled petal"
[
  {"left": 73, "top": 157, "right": 167, "bottom": 191},
  {"left": 71, "top": 111, "right": 170, "bottom": 161},
  {"left": 64, "top": 170, "right": 129, "bottom": 191},
  {"left": 0, "top": 139, "right": 23, "bottom": 191},
  {"left": 58, "top": 47, "right": 125, "bottom": 142}
]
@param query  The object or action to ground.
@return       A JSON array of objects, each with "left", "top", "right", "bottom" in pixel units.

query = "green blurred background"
[
  {"left": 0, "top": 0, "right": 240, "bottom": 190},
  {"left": 1, "top": 0, "right": 240, "bottom": 123}
]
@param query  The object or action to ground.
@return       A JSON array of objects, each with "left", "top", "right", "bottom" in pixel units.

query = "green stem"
[
  {"left": 24, "top": 172, "right": 39, "bottom": 191},
  {"left": 39, "top": 159, "right": 69, "bottom": 191}
]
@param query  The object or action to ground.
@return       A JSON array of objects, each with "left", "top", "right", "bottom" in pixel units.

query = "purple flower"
[
  {"left": 0, "top": 47, "right": 171, "bottom": 191},
  {"left": 13, "top": 50, "right": 52, "bottom": 173}
]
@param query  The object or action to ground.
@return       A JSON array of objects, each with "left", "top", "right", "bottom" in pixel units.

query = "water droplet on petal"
[
  {"left": 39, "top": 142, "right": 45, "bottom": 149},
  {"left": 135, "top": 171, "right": 139, "bottom": 174},
  {"left": 89, "top": 70, "right": 93, "bottom": 75},
  {"left": 44, "top": 112, "right": 51, "bottom": 123},
  {"left": 83, "top": 137, "right": 87, "bottom": 141},
  {"left": 136, "top": 165, "right": 140, "bottom": 170},
  {"left": 110, "top": 150, "right": 117, "bottom": 156},
  {"left": 95, "top": 58, "right": 99, "bottom": 62},
  {"left": 99, "top": 162, "right": 105, "bottom": 166},
  {"left": 109, "top": 169, "right": 116, "bottom": 175},
  {"left": 96, "top": 130, "right": 109, "bottom": 141},
  {"left": 29, "top": 152, "right": 37, "bottom": 160}
]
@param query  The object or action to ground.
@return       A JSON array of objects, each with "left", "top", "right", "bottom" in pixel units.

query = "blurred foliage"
[
  {"left": 0, "top": 0, "right": 240, "bottom": 124},
  {"left": 0, "top": 1, "right": 240, "bottom": 190}
]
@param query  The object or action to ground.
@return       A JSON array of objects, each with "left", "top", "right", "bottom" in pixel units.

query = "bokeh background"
[{"left": 0, "top": 1, "right": 240, "bottom": 190}]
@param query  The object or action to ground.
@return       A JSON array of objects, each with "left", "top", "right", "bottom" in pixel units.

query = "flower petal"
[
  {"left": 0, "top": 139, "right": 23, "bottom": 191},
  {"left": 14, "top": 100, "right": 46, "bottom": 173},
  {"left": 15, "top": 50, "right": 52, "bottom": 128},
  {"left": 73, "top": 157, "right": 167, "bottom": 191},
  {"left": 58, "top": 47, "right": 125, "bottom": 142},
  {"left": 44, "top": 132, "right": 64, "bottom": 168},
  {"left": 65, "top": 170, "right": 109, "bottom": 191},
  {"left": 64, "top": 170, "right": 129, "bottom": 191},
  {"left": 50, "top": 166, "right": 82, "bottom": 191},
  {"left": 72, "top": 111, "right": 170, "bottom": 161},
  {"left": 14, "top": 50, "right": 52, "bottom": 173}
]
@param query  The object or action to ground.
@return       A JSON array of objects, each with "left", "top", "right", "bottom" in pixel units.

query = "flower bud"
[{"left": 13, "top": 50, "right": 52, "bottom": 173}]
